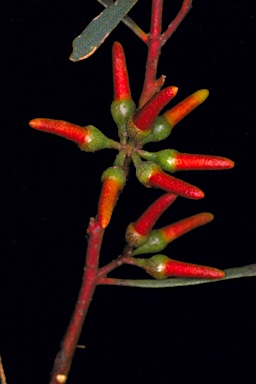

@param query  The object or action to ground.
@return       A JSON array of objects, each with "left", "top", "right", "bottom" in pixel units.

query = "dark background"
[{"left": 1, "top": 0, "right": 255, "bottom": 383}]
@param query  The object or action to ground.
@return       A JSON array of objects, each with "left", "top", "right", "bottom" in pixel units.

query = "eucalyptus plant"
[{"left": 25, "top": 1, "right": 256, "bottom": 383}]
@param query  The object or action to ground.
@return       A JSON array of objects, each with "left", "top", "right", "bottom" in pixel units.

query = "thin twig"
[
  {"left": 161, "top": 0, "right": 193, "bottom": 45},
  {"left": 139, "top": 0, "right": 165, "bottom": 108},
  {"left": 97, "top": 245, "right": 134, "bottom": 278},
  {"left": 98, "top": 264, "right": 256, "bottom": 288}
]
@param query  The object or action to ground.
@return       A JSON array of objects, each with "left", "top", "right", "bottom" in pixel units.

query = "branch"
[
  {"left": 49, "top": 218, "right": 104, "bottom": 384},
  {"left": 161, "top": 0, "right": 193, "bottom": 46},
  {"left": 98, "top": 264, "right": 256, "bottom": 288},
  {"left": 139, "top": 0, "right": 165, "bottom": 107}
]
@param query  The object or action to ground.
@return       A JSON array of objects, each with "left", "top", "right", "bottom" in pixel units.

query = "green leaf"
[{"left": 70, "top": 0, "right": 139, "bottom": 62}]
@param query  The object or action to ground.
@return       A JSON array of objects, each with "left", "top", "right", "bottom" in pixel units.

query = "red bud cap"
[
  {"left": 112, "top": 42, "right": 132, "bottom": 101},
  {"left": 163, "top": 89, "right": 209, "bottom": 128},
  {"left": 98, "top": 166, "right": 126, "bottom": 228},
  {"left": 173, "top": 153, "right": 234, "bottom": 171},
  {"left": 29, "top": 118, "right": 88, "bottom": 145},
  {"left": 135, "top": 161, "right": 204, "bottom": 200},
  {"left": 149, "top": 169, "right": 204, "bottom": 200},
  {"left": 141, "top": 149, "right": 234, "bottom": 172},
  {"left": 133, "top": 212, "right": 213, "bottom": 256},
  {"left": 30, "top": 118, "right": 118, "bottom": 152},
  {"left": 133, "top": 86, "right": 178, "bottom": 132}
]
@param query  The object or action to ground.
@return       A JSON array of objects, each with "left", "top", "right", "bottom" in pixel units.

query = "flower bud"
[
  {"left": 140, "top": 149, "right": 234, "bottom": 172},
  {"left": 141, "top": 254, "right": 225, "bottom": 279},
  {"left": 29, "top": 118, "right": 118, "bottom": 152},
  {"left": 98, "top": 166, "right": 126, "bottom": 228},
  {"left": 135, "top": 161, "right": 204, "bottom": 200},
  {"left": 127, "top": 86, "right": 178, "bottom": 142},
  {"left": 111, "top": 42, "right": 136, "bottom": 141},
  {"left": 133, "top": 212, "right": 213, "bottom": 255},
  {"left": 163, "top": 89, "right": 209, "bottom": 127}
]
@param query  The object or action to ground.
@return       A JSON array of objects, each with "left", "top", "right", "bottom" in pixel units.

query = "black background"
[{"left": 1, "top": 1, "right": 255, "bottom": 383}]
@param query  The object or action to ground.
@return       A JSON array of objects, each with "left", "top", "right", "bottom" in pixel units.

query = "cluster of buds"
[
  {"left": 29, "top": 41, "right": 234, "bottom": 280},
  {"left": 125, "top": 194, "right": 224, "bottom": 279}
]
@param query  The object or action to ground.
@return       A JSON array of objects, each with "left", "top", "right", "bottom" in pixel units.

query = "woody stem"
[{"left": 49, "top": 218, "right": 104, "bottom": 384}]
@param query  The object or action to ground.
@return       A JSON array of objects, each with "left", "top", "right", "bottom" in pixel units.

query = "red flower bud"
[
  {"left": 172, "top": 152, "right": 234, "bottom": 171},
  {"left": 29, "top": 118, "right": 88, "bottom": 145},
  {"left": 98, "top": 166, "right": 126, "bottom": 228},
  {"left": 149, "top": 171, "right": 204, "bottom": 199},
  {"left": 125, "top": 193, "right": 177, "bottom": 247},
  {"left": 163, "top": 89, "right": 209, "bottom": 128},
  {"left": 112, "top": 42, "right": 132, "bottom": 101},
  {"left": 133, "top": 86, "right": 178, "bottom": 132},
  {"left": 29, "top": 118, "right": 118, "bottom": 152},
  {"left": 127, "top": 86, "right": 178, "bottom": 141},
  {"left": 111, "top": 42, "right": 136, "bottom": 142},
  {"left": 139, "top": 149, "right": 234, "bottom": 172},
  {"left": 135, "top": 161, "right": 204, "bottom": 200},
  {"left": 133, "top": 212, "right": 213, "bottom": 255},
  {"left": 142, "top": 254, "right": 225, "bottom": 279}
]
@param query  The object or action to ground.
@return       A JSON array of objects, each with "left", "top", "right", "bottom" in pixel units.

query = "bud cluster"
[{"left": 29, "top": 42, "right": 233, "bottom": 279}]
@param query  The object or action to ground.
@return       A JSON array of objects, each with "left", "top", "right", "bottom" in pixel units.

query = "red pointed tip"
[
  {"left": 149, "top": 171, "right": 204, "bottom": 200},
  {"left": 112, "top": 42, "right": 132, "bottom": 101},
  {"left": 98, "top": 178, "right": 119, "bottom": 229},
  {"left": 165, "top": 260, "right": 225, "bottom": 279},
  {"left": 163, "top": 89, "right": 209, "bottom": 127},
  {"left": 174, "top": 153, "right": 235, "bottom": 171},
  {"left": 162, "top": 212, "right": 214, "bottom": 242},
  {"left": 29, "top": 118, "right": 87, "bottom": 145},
  {"left": 133, "top": 193, "right": 177, "bottom": 236}
]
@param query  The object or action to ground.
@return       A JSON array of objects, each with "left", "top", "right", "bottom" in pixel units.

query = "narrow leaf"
[
  {"left": 70, "top": 0, "right": 139, "bottom": 61},
  {"left": 97, "top": 0, "right": 148, "bottom": 42}
]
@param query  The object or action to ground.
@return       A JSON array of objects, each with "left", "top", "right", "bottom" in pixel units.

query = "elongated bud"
[
  {"left": 133, "top": 212, "right": 213, "bottom": 255},
  {"left": 127, "top": 86, "right": 178, "bottom": 141},
  {"left": 98, "top": 166, "right": 126, "bottom": 228},
  {"left": 140, "top": 149, "right": 234, "bottom": 172},
  {"left": 139, "top": 89, "right": 209, "bottom": 145},
  {"left": 111, "top": 42, "right": 136, "bottom": 142},
  {"left": 125, "top": 193, "right": 177, "bottom": 247},
  {"left": 112, "top": 42, "right": 132, "bottom": 101},
  {"left": 29, "top": 118, "right": 118, "bottom": 152},
  {"left": 136, "top": 254, "right": 225, "bottom": 279},
  {"left": 135, "top": 161, "right": 204, "bottom": 200},
  {"left": 163, "top": 89, "right": 209, "bottom": 127},
  {"left": 29, "top": 118, "right": 88, "bottom": 144}
]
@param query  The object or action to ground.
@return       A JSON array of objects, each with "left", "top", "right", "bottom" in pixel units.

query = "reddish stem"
[
  {"left": 139, "top": 0, "right": 165, "bottom": 108},
  {"left": 49, "top": 218, "right": 104, "bottom": 384},
  {"left": 139, "top": 0, "right": 193, "bottom": 108},
  {"left": 97, "top": 246, "right": 134, "bottom": 279},
  {"left": 161, "top": 0, "right": 193, "bottom": 45}
]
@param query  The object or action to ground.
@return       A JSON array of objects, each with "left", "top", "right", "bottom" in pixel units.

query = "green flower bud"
[
  {"left": 139, "top": 116, "right": 173, "bottom": 145},
  {"left": 132, "top": 229, "right": 167, "bottom": 255},
  {"left": 140, "top": 149, "right": 178, "bottom": 173},
  {"left": 145, "top": 254, "right": 170, "bottom": 279},
  {"left": 79, "top": 125, "right": 119, "bottom": 152},
  {"left": 111, "top": 99, "right": 136, "bottom": 142}
]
